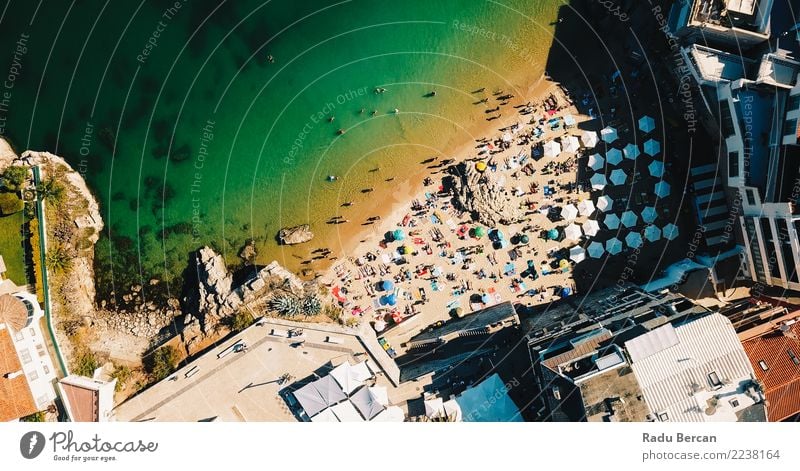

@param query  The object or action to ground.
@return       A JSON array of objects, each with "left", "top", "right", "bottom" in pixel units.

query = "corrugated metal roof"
[
  {"left": 626, "top": 323, "right": 679, "bottom": 362},
  {"left": 626, "top": 314, "right": 755, "bottom": 422}
]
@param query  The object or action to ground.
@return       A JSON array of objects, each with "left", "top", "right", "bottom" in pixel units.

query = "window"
[
  {"left": 788, "top": 93, "right": 800, "bottom": 111},
  {"left": 729, "top": 152, "right": 739, "bottom": 178},
  {"left": 19, "top": 349, "right": 32, "bottom": 364},
  {"left": 789, "top": 349, "right": 800, "bottom": 366},
  {"left": 729, "top": 399, "right": 740, "bottom": 408},
  {"left": 759, "top": 360, "right": 769, "bottom": 371},
  {"left": 708, "top": 371, "right": 722, "bottom": 388},
  {"left": 783, "top": 118, "right": 797, "bottom": 137},
  {"left": 14, "top": 331, "right": 23, "bottom": 342},
  {"left": 746, "top": 189, "right": 757, "bottom": 206},
  {"left": 720, "top": 104, "right": 735, "bottom": 137},
  {"left": 658, "top": 412, "right": 669, "bottom": 422},
  {"left": 29, "top": 328, "right": 35, "bottom": 337},
  {"left": 43, "top": 365, "right": 49, "bottom": 375},
  {"left": 28, "top": 370, "right": 39, "bottom": 381}
]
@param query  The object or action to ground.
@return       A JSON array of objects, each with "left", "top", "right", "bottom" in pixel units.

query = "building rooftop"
[
  {"left": 580, "top": 365, "right": 650, "bottom": 422},
  {"left": 686, "top": 44, "right": 755, "bottom": 82},
  {"left": 0, "top": 325, "right": 37, "bottom": 421},
  {"left": 742, "top": 319, "right": 800, "bottom": 421},
  {"left": 626, "top": 313, "right": 762, "bottom": 422},
  {"left": 408, "top": 301, "right": 518, "bottom": 344}
]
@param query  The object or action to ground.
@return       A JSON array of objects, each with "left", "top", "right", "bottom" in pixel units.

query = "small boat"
[{"left": 327, "top": 175, "right": 338, "bottom": 182}]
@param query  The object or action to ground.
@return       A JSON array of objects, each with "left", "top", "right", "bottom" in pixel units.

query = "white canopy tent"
[
  {"left": 329, "top": 361, "right": 364, "bottom": 394},
  {"left": 310, "top": 408, "right": 340, "bottom": 423},
  {"left": 293, "top": 375, "right": 347, "bottom": 418},
  {"left": 330, "top": 400, "right": 365, "bottom": 422},
  {"left": 350, "top": 386, "right": 387, "bottom": 420},
  {"left": 371, "top": 406, "right": 406, "bottom": 422}
]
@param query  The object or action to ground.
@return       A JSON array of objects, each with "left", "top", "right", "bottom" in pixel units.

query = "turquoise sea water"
[{"left": 0, "top": 0, "right": 562, "bottom": 296}]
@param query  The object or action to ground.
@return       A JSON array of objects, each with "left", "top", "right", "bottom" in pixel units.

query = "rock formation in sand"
[
  {"left": 451, "top": 162, "right": 524, "bottom": 227},
  {"left": 278, "top": 224, "right": 314, "bottom": 245}
]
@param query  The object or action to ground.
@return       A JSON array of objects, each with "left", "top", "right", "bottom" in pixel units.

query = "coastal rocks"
[
  {"left": 195, "top": 246, "right": 234, "bottom": 324},
  {"left": 278, "top": 224, "right": 314, "bottom": 245},
  {"left": 451, "top": 162, "right": 524, "bottom": 227},
  {"left": 239, "top": 238, "right": 257, "bottom": 264}
]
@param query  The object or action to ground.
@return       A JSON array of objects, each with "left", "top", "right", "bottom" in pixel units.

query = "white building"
[
  {"left": 668, "top": 0, "right": 774, "bottom": 49},
  {"left": 0, "top": 291, "right": 58, "bottom": 420},
  {"left": 58, "top": 373, "right": 116, "bottom": 422},
  {"left": 625, "top": 313, "right": 764, "bottom": 422}
]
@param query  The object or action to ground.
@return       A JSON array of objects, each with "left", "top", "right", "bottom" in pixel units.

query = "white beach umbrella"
[
  {"left": 596, "top": 195, "right": 613, "bottom": 213},
  {"left": 569, "top": 245, "right": 586, "bottom": 263},
  {"left": 654, "top": 181, "right": 671, "bottom": 198},
  {"left": 564, "top": 114, "right": 577, "bottom": 127},
  {"left": 601, "top": 126, "right": 618, "bottom": 143},
  {"left": 563, "top": 135, "right": 581, "bottom": 154},
  {"left": 644, "top": 225, "right": 662, "bottom": 242},
  {"left": 588, "top": 153, "right": 605, "bottom": 171},
  {"left": 561, "top": 204, "right": 579, "bottom": 220},
  {"left": 588, "top": 241, "right": 605, "bottom": 258},
  {"left": 625, "top": 231, "right": 643, "bottom": 249},
  {"left": 641, "top": 206, "right": 658, "bottom": 224},
  {"left": 583, "top": 219, "right": 601, "bottom": 237},
  {"left": 648, "top": 160, "right": 665, "bottom": 177},
  {"left": 604, "top": 213, "right": 620, "bottom": 230},
  {"left": 577, "top": 200, "right": 595, "bottom": 216},
  {"left": 581, "top": 130, "right": 599, "bottom": 148},
  {"left": 606, "top": 237, "right": 623, "bottom": 255},
  {"left": 543, "top": 140, "right": 561, "bottom": 158},
  {"left": 610, "top": 168, "right": 627, "bottom": 186},
  {"left": 606, "top": 148, "right": 623, "bottom": 165},
  {"left": 590, "top": 173, "right": 607, "bottom": 190},
  {"left": 564, "top": 223, "right": 583, "bottom": 241},
  {"left": 621, "top": 210, "right": 638, "bottom": 228},
  {"left": 643, "top": 139, "right": 661, "bottom": 156},
  {"left": 502, "top": 132, "right": 513, "bottom": 143},
  {"left": 624, "top": 143, "right": 640, "bottom": 160},
  {"left": 662, "top": 223, "right": 679, "bottom": 240},
  {"left": 638, "top": 115, "right": 656, "bottom": 133}
]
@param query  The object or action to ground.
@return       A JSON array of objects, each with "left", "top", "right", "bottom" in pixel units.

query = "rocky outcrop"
[
  {"left": 451, "top": 162, "right": 524, "bottom": 227},
  {"left": 278, "top": 224, "right": 314, "bottom": 245}
]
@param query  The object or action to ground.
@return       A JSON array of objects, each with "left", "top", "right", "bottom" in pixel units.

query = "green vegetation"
[
  {"left": 0, "top": 210, "right": 26, "bottom": 284},
  {"left": 72, "top": 348, "right": 99, "bottom": 377},
  {"left": 145, "top": 345, "right": 180, "bottom": 381},
  {"left": 20, "top": 411, "right": 45, "bottom": 422},
  {"left": 45, "top": 243, "right": 72, "bottom": 273},
  {"left": 227, "top": 311, "right": 254, "bottom": 331},
  {"left": 29, "top": 217, "right": 44, "bottom": 303},
  {"left": 36, "top": 177, "right": 65, "bottom": 206},
  {"left": 111, "top": 365, "right": 133, "bottom": 392},
  {"left": 0, "top": 192, "right": 23, "bottom": 215},
  {"left": 1, "top": 165, "right": 28, "bottom": 191}
]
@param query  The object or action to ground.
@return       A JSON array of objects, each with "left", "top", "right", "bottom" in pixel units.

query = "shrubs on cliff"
[
  {"left": 0, "top": 192, "right": 23, "bottom": 215},
  {"left": 1, "top": 165, "right": 28, "bottom": 191},
  {"left": 145, "top": 345, "right": 180, "bottom": 381}
]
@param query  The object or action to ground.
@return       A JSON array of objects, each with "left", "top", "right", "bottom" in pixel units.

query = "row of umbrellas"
[
  {"left": 586, "top": 141, "right": 661, "bottom": 171},
  {"left": 600, "top": 115, "right": 657, "bottom": 145},
  {"left": 590, "top": 172, "right": 671, "bottom": 194},
  {"left": 568, "top": 222, "right": 679, "bottom": 261}
]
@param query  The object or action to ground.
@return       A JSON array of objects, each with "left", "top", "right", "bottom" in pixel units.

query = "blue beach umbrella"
[
  {"left": 588, "top": 153, "right": 604, "bottom": 171},
  {"left": 662, "top": 223, "right": 679, "bottom": 240},
  {"left": 610, "top": 169, "right": 627, "bottom": 186},
  {"left": 643, "top": 139, "right": 661, "bottom": 156},
  {"left": 625, "top": 231, "right": 643, "bottom": 249},
  {"left": 639, "top": 115, "right": 655, "bottom": 133},
  {"left": 590, "top": 173, "right": 607, "bottom": 190},
  {"left": 606, "top": 237, "right": 623, "bottom": 255},
  {"left": 588, "top": 241, "right": 605, "bottom": 258},
  {"left": 641, "top": 206, "right": 658, "bottom": 224},
  {"left": 392, "top": 229, "right": 406, "bottom": 241},
  {"left": 654, "top": 181, "right": 671, "bottom": 198},
  {"left": 604, "top": 213, "right": 620, "bottom": 230},
  {"left": 481, "top": 293, "right": 491, "bottom": 304},
  {"left": 547, "top": 228, "right": 560, "bottom": 240},
  {"left": 648, "top": 160, "right": 664, "bottom": 177},
  {"left": 645, "top": 225, "right": 662, "bottom": 242},
  {"left": 601, "top": 126, "right": 618, "bottom": 143},
  {"left": 381, "top": 280, "right": 394, "bottom": 291},
  {"left": 621, "top": 210, "right": 638, "bottom": 228},
  {"left": 623, "top": 143, "right": 640, "bottom": 160},
  {"left": 606, "top": 148, "right": 623, "bottom": 165}
]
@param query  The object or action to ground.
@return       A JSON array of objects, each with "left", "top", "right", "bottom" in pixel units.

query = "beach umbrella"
[
  {"left": 621, "top": 210, "right": 638, "bottom": 228},
  {"left": 392, "top": 229, "right": 405, "bottom": 241},
  {"left": 577, "top": 200, "right": 595, "bottom": 216},
  {"left": 588, "top": 241, "right": 605, "bottom": 258},
  {"left": 475, "top": 161, "right": 488, "bottom": 172},
  {"left": 643, "top": 139, "right": 661, "bottom": 156},
  {"left": 623, "top": 143, "right": 640, "bottom": 160},
  {"left": 561, "top": 204, "right": 579, "bottom": 220},
  {"left": 606, "top": 148, "right": 623, "bottom": 165},
  {"left": 662, "top": 223, "right": 679, "bottom": 240},
  {"left": 481, "top": 293, "right": 491, "bottom": 304},
  {"left": 601, "top": 126, "right": 618, "bottom": 143},
  {"left": 581, "top": 130, "right": 599, "bottom": 148},
  {"left": 563, "top": 135, "right": 581, "bottom": 154},
  {"left": 647, "top": 160, "right": 664, "bottom": 178},
  {"left": 386, "top": 294, "right": 397, "bottom": 306},
  {"left": 559, "top": 259, "right": 570, "bottom": 270},
  {"left": 625, "top": 231, "right": 643, "bottom": 248},
  {"left": 502, "top": 132, "right": 513, "bottom": 143},
  {"left": 604, "top": 213, "right": 620, "bottom": 230},
  {"left": 644, "top": 225, "right": 662, "bottom": 242},
  {"left": 654, "top": 181, "right": 671, "bottom": 198},
  {"left": 381, "top": 280, "right": 394, "bottom": 291},
  {"left": 641, "top": 206, "right": 658, "bottom": 224},
  {"left": 543, "top": 140, "right": 561, "bottom": 158},
  {"left": 639, "top": 115, "right": 655, "bottom": 133},
  {"left": 596, "top": 195, "right": 613, "bottom": 213},
  {"left": 588, "top": 153, "right": 604, "bottom": 171},
  {"left": 564, "top": 223, "right": 583, "bottom": 241},
  {"left": 610, "top": 169, "right": 627, "bottom": 186},
  {"left": 564, "top": 114, "right": 577, "bottom": 127},
  {"left": 590, "top": 173, "right": 607, "bottom": 190},
  {"left": 583, "top": 219, "right": 601, "bottom": 237},
  {"left": 520, "top": 234, "right": 530, "bottom": 244},
  {"left": 569, "top": 245, "right": 586, "bottom": 263},
  {"left": 401, "top": 245, "right": 413, "bottom": 255},
  {"left": 472, "top": 226, "right": 485, "bottom": 238},
  {"left": 547, "top": 228, "right": 560, "bottom": 240},
  {"left": 606, "top": 237, "right": 623, "bottom": 255}
]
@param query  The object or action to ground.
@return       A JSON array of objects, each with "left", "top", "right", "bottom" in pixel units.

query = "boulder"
[
  {"left": 451, "top": 163, "right": 523, "bottom": 227},
  {"left": 278, "top": 224, "right": 314, "bottom": 245}
]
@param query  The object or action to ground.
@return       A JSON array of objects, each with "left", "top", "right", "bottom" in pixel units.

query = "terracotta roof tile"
[
  {"left": 0, "top": 327, "right": 38, "bottom": 421},
  {"left": 742, "top": 322, "right": 800, "bottom": 422}
]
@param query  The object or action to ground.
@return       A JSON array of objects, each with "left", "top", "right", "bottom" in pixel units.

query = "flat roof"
[
  {"left": 580, "top": 365, "right": 650, "bottom": 422},
  {"left": 409, "top": 301, "right": 518, "bottom": 343}
]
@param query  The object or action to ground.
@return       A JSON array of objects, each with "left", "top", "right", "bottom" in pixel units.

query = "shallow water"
[{"left": 0, "top": 0, "right": 562, "bottom": 294}]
